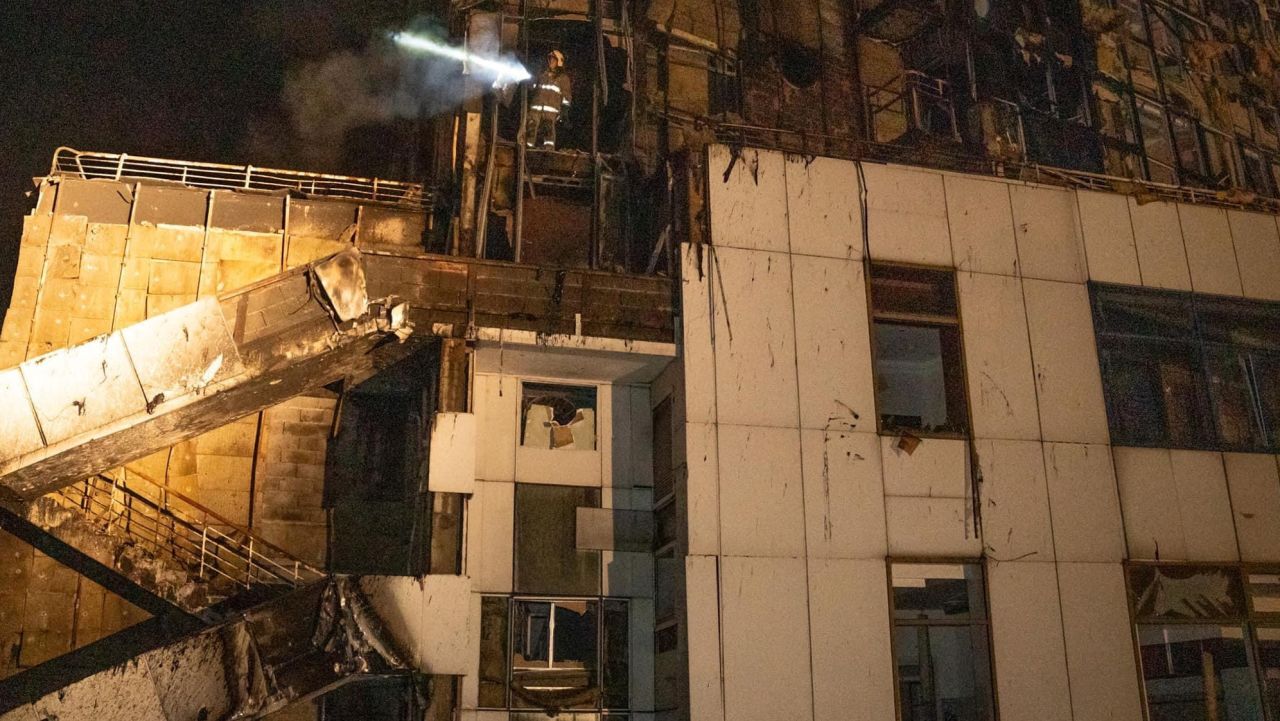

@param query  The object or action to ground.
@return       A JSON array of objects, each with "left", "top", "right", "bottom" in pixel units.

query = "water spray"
[{"left": 390, "top": 31, "right": 531, "bottom": 86}]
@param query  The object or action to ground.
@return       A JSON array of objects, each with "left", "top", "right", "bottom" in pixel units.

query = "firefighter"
[{"left": 525, "top": 49, "right": 573, "bottom": 149}]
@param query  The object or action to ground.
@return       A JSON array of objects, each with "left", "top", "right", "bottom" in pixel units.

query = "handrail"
[
  {"left": 49, "top": 147, "right": 432, "bottom": 210},
  {"left": 119, "top": 464, "right": 307, "bottom": 565},
  {"left": 49, "top": 468, "right": 325, "bottom": 592}
]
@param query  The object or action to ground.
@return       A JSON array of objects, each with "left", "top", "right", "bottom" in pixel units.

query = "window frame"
[
  {"left": 1124, "top": 561, "right": 1280, "bottom": 721},
  {"left": 885, "top": 558, "right": 998, "bottom": 721},
  {"left": 479, "top": 593, "right": 632, "bottom": 714},
  {"left": 1090, "top": 282, "right": 1280, "bottom": 452},
  {"left": 867, "top": 262, "right": 972, "bottom": 439}
]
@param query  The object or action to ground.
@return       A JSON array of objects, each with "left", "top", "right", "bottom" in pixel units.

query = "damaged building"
[{"left": 6, "top": 0, "right": 1280, "bottom": 720}]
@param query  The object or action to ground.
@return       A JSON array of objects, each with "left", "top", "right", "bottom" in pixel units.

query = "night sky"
[{"left": 0, "top": 0, "right": 428, "bottom": 308}]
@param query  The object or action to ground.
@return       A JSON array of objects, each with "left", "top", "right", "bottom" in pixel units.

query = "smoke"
[{"left": 269, "top": 20, "right": 524, "bottom": 170}]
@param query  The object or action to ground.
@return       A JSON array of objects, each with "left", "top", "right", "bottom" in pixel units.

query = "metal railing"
[
  {"left": 48, "top": 469, "right": 325, "bottom": 591},
  {"left": 50, "top": 147, "right": 431, "bottom": 210},
  {"left": 864, "top": 71, "right": 961, "bottom": 144}
]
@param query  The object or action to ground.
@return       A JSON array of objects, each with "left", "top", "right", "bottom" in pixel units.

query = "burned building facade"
[{"left": 5, "top": 1, "right": 1280, "bottom": 721}]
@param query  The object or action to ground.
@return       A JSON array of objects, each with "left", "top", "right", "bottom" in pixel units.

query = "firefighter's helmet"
[{"left": 548, "top": 49, "right": 565, "bottom": 66}]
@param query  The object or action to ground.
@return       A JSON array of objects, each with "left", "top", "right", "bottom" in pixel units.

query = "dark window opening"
[
  {"left": 1126, "top": 564, "right": 1280, "bottom": 721},
  {"left": 1092, "top": 283, "right": 1280, "bottom": 451},
  {"left": 890, "top": 562, "right": 995, "bottom": 721},
  {"left": 480, "top": 595, "right": 630, "bottom": 713},
  {"left": 870, "top": 264, "right": 969, "bottom": 435},
  {"left": 520, "top": 382, "right": 598, "bottom": 450}
]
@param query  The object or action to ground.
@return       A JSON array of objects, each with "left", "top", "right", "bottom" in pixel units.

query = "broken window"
[
  {"left": 514, "top": 483, "right": 601, "bottom": 595},
  {"left": 1126, "top": 564, "right": 1277, "bottom": 721},
  {"left": 869, "top": 264, "right": 969, "bottom": 435},
  {"left": 1092, "top": 284, "right": 1280, "bottom": 451},
  {"left": 890, "top": 562, "right": 995, "bottom": 721},
  {"left": 479, "top": 595, "right": 630, "bottom": 713},
  {"left": 521, "top": 382, "right": 598, "bottom": 450}
]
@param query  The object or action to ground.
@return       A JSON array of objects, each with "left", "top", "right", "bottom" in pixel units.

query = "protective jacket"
[{"left": 530, "top": 67, "right": 573, "bottom": 115}]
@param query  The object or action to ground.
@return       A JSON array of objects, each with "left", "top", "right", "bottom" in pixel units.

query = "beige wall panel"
[
  {"left": 807, "top": 558, "right": 896, "bottom": 721},
  {"left": 681, "top": 244, "right": 718, "bottom": 426},
  {"left": 976, "top": 439, "right": 1054, "bottom": 562},
  {"left": 717, "top": 424, "right": 805, "bottom": 558},
  {"left": 945, "top": 175, "right": 1018, "bottom": 276},
  {"left": 1178, "top": 204, "right": 1243, "bottom": 296},
  {"left": 1043, "top": 443, "right": 1126, "bottom": 563},
  {"left": 1169, "top": 449, "right": 1239, "bottom": 562},
  {"left": 785, "top": 154, "right": 861, "bottom": 260},
  {"left": 791, "top": 255, "right": 875, "bottom": 431},
  {"left": 514, "top": 445, "right": 602, "bottom": 486},
  {"left": 720, "top": 556, "right": 813, "bottom": 721},
  {"left": 685, "top": 555, "right": 725, "bottom": 721},
  {"left": 1057, "top": 563, "right": 1144, "bottom": 721},
  {"left": 473, "top": 374, "right": 516, "bottom": 483},
  {"left": 1009, "top": 185, "right": 1086, "bottom": 283},
  {"left": 1023, "top": 279, "right": 1110, "bottom": 444},
  {"left": 801, "top": 430, "right": 886, "bottom": 559},
  {"left": 686, "top": 422, "right": 721, "bottom": 556},
  {"left": 862, "top": 164, "right": 952, "bottom": 266},
  {"left": 602, "top": 550, "right": 655, "bottom": 599},
  {"left": 1131, "top": 199, "right": 1192, "bottom": 290},
  {"left": 881, "top": 436, "right": 968, "bottom": 498},
  {"left": 468, "top": 480, "right": 513, "bottom": 593},
  {"left": 710, "top": 246, "right": 799, "bottom": 428},
  {"left": 885, "top": 496, "right": 982, "bottom": 557},
  {"left": 1224, "top": 453, "right": 1280, "bottom": 561},
  {"left": 1078, "top": 191, "right": 1140, "bottom": 284},
  {"left": 1113, "top": 446, "right": 1185, "bottom": 560},
  {"left": 707, "top": 145, "right": 789, "bottom": 253},
  {"left": 1228, "top": 210, "right": 1280, "bottom": 300},
  {"left": 988, "top": 562, "right": 1073, "bottom": 721},
  {"left": 959, "top": 272, "right": 1040, "bottom": 441}
]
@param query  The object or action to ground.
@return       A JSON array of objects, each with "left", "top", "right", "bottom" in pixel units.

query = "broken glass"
[
  {"left": 521, "top": 382, "right": 598, "bottom": 451},
  {"left": 1129, "top": 565, "right": 1246, "bottom": 620},
  {"left": 1136, "top": 624, "right": 1264, "bottom": 721}
]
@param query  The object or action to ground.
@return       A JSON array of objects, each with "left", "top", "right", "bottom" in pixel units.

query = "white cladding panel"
[
  {"left": 807, "top": 558, "right": 896, "bottom": 721},
  {"left": 1009, "top": 184, "right": 1086, "bottom": 283},
  {"left": 1228, "top": 210, "right": 1280, "bottom": 301},
  {"left": 885, "top": 496, "right": 982, "bottom": 557},
  {"left": 473, "top": 374, "right": 516, "bottom": 482},
  {"left": 720, "top": 556, "right": 814, "bottom": 721},
  {"left": 945, "top": 174, "right": 1018, "bottom": 276},
  {"left": 717, "top": 424, "right": 805, "bottom": 558},
  {"left": 881, "top": 436, "right": 968, "bottom": 498},
  {"left": 709, "top": 246, "right": 799, "bottom": 428},
  {"left": 958, "top": 272, "right": 1040, "bottom": 441},
  {"left": 1130, "top": 199, "right": 1192, "bottom": 290},
  {"left": 790, "top": 254, "right": 875, "bottom": 431},
  {"left": 801, "top": 430, "right": 886, "bottom": 559},
  {"left": 1179, "top": 204, "right": 1243, "bottom": 296},
  {"left": 1224, "top": 453, "right": 1280, "bottom": 561},
  {"left": 862, "top": 163, "right": 952, "bottom": 265},
  {"left": 681, "top": 246, "right": 718, "bottom": 426},
  {"left": 1169, "top": 449, "right": 1239, "bottom": 562},
  {"left": 685, "top": 421, "right": 721, "bottom": 556},
  {"left": 784, "top": 154, "right": 861, "bottom": 260},
  {"left": 1078, "top": 190, "right": 1141, "bottom": 284},
  {"left": 976, "top": 439, "right": 1054, "bottom": 562},
  {"left": 1043, "top": 443, "right": 1126, "bottom": 563},
  {"left": 428, "top": 412, "right": 476, "bottom": 494},
  {"left": 1058, "top": 563, "right": 1145, "bottom": 721},
  {"left": 707, "top": 145, "right": 789, "bottom": 253},
  {"left": 1113, "top": 447, "right": 1186, "bottom": 560},
  {"left": 988, "top": 562, "right": 1073, "bottom": 721},
  {"left": 1023, "top": 279, "right": 1110, "bottom": 444},
  {"left": 468, "top": 480, "right": 513, "bottom": 593},
  {"left": 685, "top": 555, "right": 725, "bottom": 721}
]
